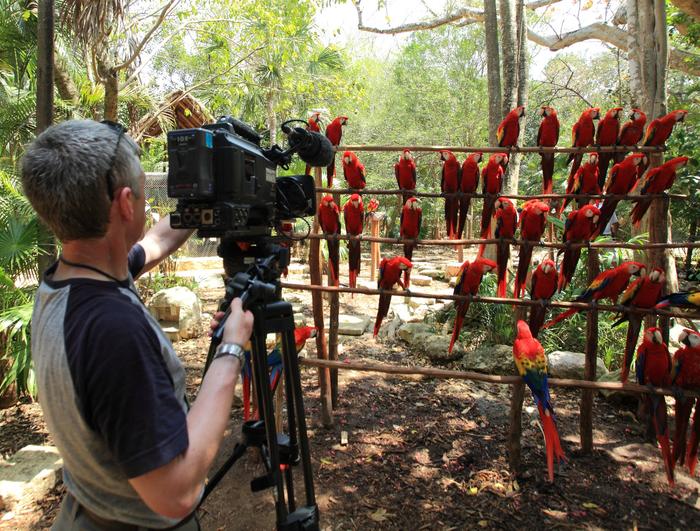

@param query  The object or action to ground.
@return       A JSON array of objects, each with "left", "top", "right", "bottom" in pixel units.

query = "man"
[
  {"left": 21, "top": 120, "right": 253, "bottom": 529},
  {"left": 603, "top": 211, "right": 619, "bottom": 238}
]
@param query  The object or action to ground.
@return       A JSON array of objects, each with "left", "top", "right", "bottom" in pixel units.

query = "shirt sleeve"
[
  {"left": 128, "top": 243, "right": 146, "bottom": 279},
  {"left": 82, "top": 310, "right": 188, "bottom": 478}
]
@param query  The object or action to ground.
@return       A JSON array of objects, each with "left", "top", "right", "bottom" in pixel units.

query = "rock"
[
  {"left": 548, "top": 351, "right": 608, "bottom": 379},
  {"left": 0, "top": 446, "right": 62, "bottom": 511},
  {"left": 338, "top": 314, "right": 371, "bottom": 336},
  {"left": 148, "top": 286, "right": 202, "bottom": 340},
  {"left": 409, "top": 297, "right": 435, "bottom": 309},
  {"left": 461, "top": 344, "right": 515, "bottom": 375},
  {"left": 444, "top": 262, "right": 463, "bottom": 277},
  {"left": 397, "top": 323, "right": 433, "bottom": 345},
  {"left": 393, "top": 303, "right": 413, "bottom": 323},
  {"left": 286, "top": 263, "right": 310, "bottom": 275},
  {"left": 418, "top": 335, "right": 466, "bottom": 363},
  {"left": 449, "top": 277, "right": 457, "bottom": 287},
  {"left": 284, "top": 293, "right": 304, "bottom": 304},
  {"left": 411, "top": 274, "right": 432, "bottom": 287},
  {"left": 194, "top": 273, "right": 224, "bottom": 290},
  {"left": 419, "top": 269, "right": 444, "bottom": 280},
  {"left": 597, "top": 369, "right": 638, "bottom": 407}
]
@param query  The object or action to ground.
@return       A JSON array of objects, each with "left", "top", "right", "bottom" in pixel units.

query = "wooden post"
[
  {"left": 310, "top": 168, "right": 333, "bottom": 427},
  {"left": 329, "top": 190, "right": 341, "bottom": 408},
  {"left": 370, "top": 213, "right": 382, "bottom": 281},
  {"left": 508, "top": 305, "right": 528, "bottom": 473},
  {"left": 580, "top": 248, "right": 600, "bottom": 454}
]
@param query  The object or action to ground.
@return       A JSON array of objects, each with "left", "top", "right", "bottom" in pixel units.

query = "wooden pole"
[
  {"left": 508, "top": 305, "right": 528, "bottom": 473},
  {"left": 310, "top": 168, "right": 333, "bottom": 427},
  {"left": 329, "top": 190, "right": 341, "bottom": 408},
  {"left": 580, "top": 248, "right": 600, "bottom": 454},
  {"left": 370, "top": 214, "right": 382, "bottom": 281}
]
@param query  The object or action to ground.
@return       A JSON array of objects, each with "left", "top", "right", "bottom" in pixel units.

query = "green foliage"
[{"left": 136, "top": 273, "right": 199, "bottom": 302}]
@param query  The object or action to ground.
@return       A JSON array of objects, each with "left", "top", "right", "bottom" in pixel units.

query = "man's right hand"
[{"left": 217, "top": 298, "right": 253, "bottom": 347}]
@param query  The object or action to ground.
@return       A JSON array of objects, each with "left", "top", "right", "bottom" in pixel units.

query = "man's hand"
[{"left": 209, "top": 299, "right": 254, "bottom": 347}]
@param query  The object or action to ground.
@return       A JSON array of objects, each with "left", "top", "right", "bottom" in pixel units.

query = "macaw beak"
[
  {"left": 652, "top": 330, "right": 663, "bottom": 344},
  {"left": 677, "top": 112, "right": 687, "bottom": 122},
  {"left": 636, "top": 267, "right": 645, "bottom": 277},
  {"left": 593, "top": 215, "right": 600, "bottom": 223},
  {"left": 680, "top": 330, "right": 690, "bottom": 347}
]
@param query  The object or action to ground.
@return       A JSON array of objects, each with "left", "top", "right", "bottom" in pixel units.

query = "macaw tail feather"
[
  {"left": 348, "top": 239, "right": 361, "bottom": 290},
  {"left": 326, "top": 154, "right": 336, "bottom": 188},
  {"left": 538, "top": 403, "right": 566, "bottom": 483},
  {"left": 402, "top": 190, "right": 416, "bottom": 205},
  {"left": 373, "top": 293, "right": 391, "bottom": 337},
  {"left": 597, "top": 152, "right": 613, "bottom": 189},
  {"left": 687, "top": 405, "right": 700, "bottom": 476},
  {"left": 650, "top": 395, "right": 675, "bottom": 486},
  {"left": 673, "top": 398, "right": 694, "bottom": 466},
  {"left": 620, "top": 315, "right": 642, "bottom": 383},
  {"left": 592, "top": 198, "right": 620, "bottom": 238},
  {"left": 327, "top": 239, "right": 340, "bottom": 287},
  {"left": 528, "top": 304, "right": 547, "bottom": 339},
  {"left": 480, "top": 196, "right": 496, "bottom": 240},
  {"left": 542, "top": 308, "right": 578, "bottom": 330},
  {"left": 243, "top": 375, "right": 251, "bottom": 422},
  {"left": 558, "top": 196, "right": 572, "bottom": 217},
  {"left": 567, "top": 152, "right": 582, "bottom": 172},
  {"left": 449, "top": 305, "right": 469, "bottom": 354},
  {"left": 457, "top": 196, "right": 472, "bottom": 240},
  {"left": 305, "top": 164, "right": 312, "bottom": 176},
  {"left": 541, "top": 153, "right": 555, "bottom": 195},
  {"left": 557, "top": 248, "right": 581, "bottom": 292},
  {"left": 630, "top": 198, "right": 652, "bottom": 227},
  {"left": 403, "top": 243, "right": 414, "bottom": 288},
  {"left": 497, "top": 240, "right": 510, "bottom": 298},
  {"left": 514, "top": 243, "right": 534, "bottom": 299},
  {"left": 445, "top": 196, "right": 458, "bottom": 239}
]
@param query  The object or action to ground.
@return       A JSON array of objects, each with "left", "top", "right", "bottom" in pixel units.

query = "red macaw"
[
  {"left": 343, "top": 194, "right": 364, "bottom": 291},
  {"left": 341, "top": 150, "right": 366, "bottom": 190},
  {"left": 592, "top": 153, "right": 647, "bottom": 238},
  {"left": 636, "top": 327, "right": 675, "bottom": 486},
  {"left": 325, "top": 115, "right": 348, "bottom": 187},
  {"left": 480, "top": 153, "right": 508, "bottom": 239},
  {"left": 630, "top": 156, "right": 689, "bottom": 226},
  {"left": 449, "top": 258, "right": 497, "bottom": 353},
  {"left": 614, "top": 109, "right": 647, "bottom": 163},
  {"left": 537, "top": 106, "right": 560, "bottom": 195},
  {"left": 643, "top": 110, "right": 688, "bottom": 146},
  {"left": 319, "top": 195, "right": 341, "bottom": 286},
  {"left": 557, "top": 204, "right": 600, "bottom": 291},
  {"left": 395, "top": 149, "right": 417, "bottom": 204},
  {"left": 655, "top": 290, "right": 700, "bottom": 310},
  {"left": 400, "top": 197, "right": 422, "bottom": 288},
  {"left": 440, "top": 150, "right": 461, "bottom": 240},
  {"left": 457, "top": 152, "right": 482, "bottom": 239},
  {"left": 305, "top": 111, "right": 323, "bottom": 175},
  {"left": 497, "top": 105, "right": 526, "bottom": 147},
  {"left": 595, "top": 107, "right": 623, "bottom": 187},
  {"left": 528, "top": 259, "right": 559, "bottom": 338},
  {"left": 514, "top": 200, "right": 550, "bottom": 299},
  {"left": 373, "top": 257, "right": 412, "bottom": 337},
  {"left": 560, "top": 153, "right": 600, "bottom": 215},
  {"left": 494, "top": 197, "right": 517, "bottom": 297},
  {"left": 566, "top": 107, "right": 601, "bottom": 184},
  {"left": 614, "top": 268, "right": 666, "bottom": 383},
  {"left": 513, "top": 320, "right": 566, "bottom": 482},
  {"left": 671, "top": 329, "right": 700, "bottom": 475}
]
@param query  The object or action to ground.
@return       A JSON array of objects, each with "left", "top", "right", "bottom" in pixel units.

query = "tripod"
[{"left": 198, "top": 239, "right": 319, "bottom": 531}]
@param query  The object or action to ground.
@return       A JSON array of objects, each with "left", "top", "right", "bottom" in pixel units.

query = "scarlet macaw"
[
  {"left": 566, "top": 107, "right": 600, "bottom": 185},
  {"left": 528, "top": 259, "right": 559, "bottom": 338},
  {"left": 560, "top": 152, "right": 600, "bottom": 215},
  {"left": 595, "top": 107, "right": 623, "bottom": 187},
  {"left": 341, "top": 150, "right": 366, "bottom": 190},
  {"left": 545, "top": 261, "right": 645, "bottom": 328},
  {"left": 494, "top": 197, "right": 518, "bottom": 298},
  {"left": 497, "top": 105, "right": 526, "bottom": 147},
  {"left": 440, "top": 150, "right": 461, "bottom": 240},
  {"left": 373, "top": 257, "right": 412, "bottom": 337},
  {"left": 305, "top": 111, "right": 322, "bottom": 175},
  {"left": 512, "top": 320, "right": 566, "bottom": 482},
  {"left": 537, "top": 106, "right": 560, "bottom": 195},
  {"left": 655, "top": 290, "right": 700, "bottom": 310},
  {"left": 671, "top": 329, "right": 700, "bottom": 475},
  {"left": 395, "top": 149, "right": 417, "bottom": 204},
  {"left": 514, "top": 200, "right": 550, "bottom": 299},
  {"left": 480, "top": 153, "right": 508, "bottom": 239},
  {"left": 319, "top": 195, "right": 341, "bottom": 286},
  {"left": 630, "top": 156, "right": 689, "bottom": 226},
  {"left": 457, "top": 152, "right": 482, "bottom": 240},
  {"left": 343, "top": 194, "right": 364, "bottom": 291},
  {"left": 449, "top": 258, "right": 497, "bottom": 353},
  {"left": 614, "top": 109, "right": 647, "bottom": 163},
  {"left": 325, "top": 115, "right": 348, "bottom": 187},
  {"left": 643, "top": 110, "right": 688, "bottom": 146},
  {"left": 557, "top": 204, "right": 600, "bottom": 292},
  {"left": 636, "top": 327, "right": 675, "bottom": 486},
  {"left": 400, "top": 197, "right": 422, "bottom": 288}
]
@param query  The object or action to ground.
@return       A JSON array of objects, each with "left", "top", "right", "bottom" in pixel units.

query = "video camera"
[{"left": 166, "top": 116, "right": 333, "bottom": 238}]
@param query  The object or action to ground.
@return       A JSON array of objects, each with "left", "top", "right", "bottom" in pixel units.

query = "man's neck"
[{"left": 54, "top": 238, "right": 130, "bottom": 282}]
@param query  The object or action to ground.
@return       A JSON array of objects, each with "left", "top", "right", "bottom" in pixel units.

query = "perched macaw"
[
  {"left": 671, "top": 329, "right": 700, "bottom": 475},
  {"left": 636, "top": 327, "right": 675, "bottom": 486},
  {"left": 655, "top": 290, "right": 700, "bottom": 310},
  {"left": 400, "top": 197, "right": 422, "bottom": 288},
  {"left": 480, "top": 153, "right": 508, "bottom": 239},
  {"left": 440, "top": 150, "right": 461, "bottom": 240},
  {"left": 319, "top": 195, "right": 341, "bottom": 286},
  {"left": 545, "top": 261, "right": 645, "bottom": 328},
  {"left": 592, "top": 153, "right": 647, "bottom": 238},
  {"left": 513, "top": 320, "right": 566, "bottom": 482},
  {"left": 537, "top": 106, "right": 560, "bottom": 195},
  {"left": 341, "top": 150, "right": 366, "bottom": 190},
  {"left": 457, "top": 152, "right": 482, "bottom": 239},
  {"left": 325, "top": 115, "right": 348, "bottom": 187},
  {"left": 494, "top": 197, "right": 518, "bottom": 298},
  {"left": 497, "top": 105, "right": 526, "bottom": 147},
  {"left": 614, "top": 109, "right": 647, "bottom": 163},
  {"left": 528, "top": 260, "right": 559, "bottom": 338},
  {"left": 395, "top": 149, "right": 417, "bottom": 204},
  {"left": 305, "top": 112, "right": 323, "bottom": 175},
  {"left": 595, "top": 107, "right": 623, "bottom": 187},
  {"left": 449, "top": 258, "right": 497, "bottom": 353},
  {"left": 557, "top": 204, "right": 600, "bottom": 291},
  {"left": 514, "top": 200, "right": 550, "bottom": 299},
  {"left": 343, "top": 194, "right": 364, "bottom": 291},
  {"left": 373, "top": 257, "right": 412, "bottom": 337},
  {"left": 614, "top": 268, "right": 666, "bottom": 383},
  {"left": 560, "top": 153, "right": 600, "bottom": 215},
  {"left": 630, "top": 156, "right": 689, "bottom": 226},
  {"left": 566, "top": 107, "right": 600, "bottom": 184},
  {"left": 643, "top": 110, "right": 688, "bottom": 146}
]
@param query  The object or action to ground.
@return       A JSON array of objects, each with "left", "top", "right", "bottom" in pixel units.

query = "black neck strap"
[{"left": 58, "top": 255, "right": 126, "bottom": 284}]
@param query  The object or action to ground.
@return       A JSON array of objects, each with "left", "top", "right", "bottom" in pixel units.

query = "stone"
[
  {"left": 547, "top": 351, "right": 608, "bottom": 380},
  {"left": 148, "top": 286, "right": 202, "bottom": 340},
  {"left": 411, "top": 274, "right": 432, "bottom": 287},
  {"left": 444, "top": 262, "right": 463, "bottom": 277},
  {"left": 0, "top": 446, "right": 63, "bottom": 511},
  {"left": 325, "top": 314, "right": 371, "bottom": 336},
  {"left": 194, "top": 273, "right": 224, "bottom": 290},
  {"left": 286, "top": 263, "right": 310, "bottom": 275},
  {"left": 397, "top": 323, "right": 433, "bottom": 345},
  {"left": 419, "top": 269, "right": 444, "bottom": 280},
  {"left": 419, "top": 335, "right": 466, "bottom": 363},
  {"left": 461, "top": 344, "right": 516, "bottom": 375},
  {"left": 393, "top": 303, "right": 412, "bottom": 323},
  {"left": 409, "top": 297, "right": 434, "bottom": 309},
  {"left": 597, "top": 369, "right": 638, "bottom": 407},
  {"left": 449, "top": 277, "right": 457, "bottom": 287}
]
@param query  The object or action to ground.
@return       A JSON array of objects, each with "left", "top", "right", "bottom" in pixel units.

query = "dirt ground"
[{"left": 2, "top": 248, "right": 700, "bottom": 530}]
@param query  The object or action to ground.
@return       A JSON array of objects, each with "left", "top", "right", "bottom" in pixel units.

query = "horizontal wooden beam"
[{"left": 336, "top": 144, "right": 665, "bottom": 154}]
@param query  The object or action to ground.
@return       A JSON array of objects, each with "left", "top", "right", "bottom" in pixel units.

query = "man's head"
[{"left": 21, "top": 120, "right": 144, "bottom": 242}]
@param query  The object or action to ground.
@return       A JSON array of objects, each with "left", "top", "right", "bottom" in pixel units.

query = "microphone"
[{"left": 285, "top": 126, "right": 335, "bottom": 168}]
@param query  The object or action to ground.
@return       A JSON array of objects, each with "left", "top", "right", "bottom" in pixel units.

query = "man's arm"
[{"left": 137, "top": 214, "right": 195, "bottom": 277}]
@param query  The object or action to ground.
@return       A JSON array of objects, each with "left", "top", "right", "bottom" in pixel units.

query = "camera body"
[{"left": 167, "top": 117, "right": 316, "bottom": 239}]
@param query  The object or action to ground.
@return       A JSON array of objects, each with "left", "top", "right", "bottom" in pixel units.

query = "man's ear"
[{"left": 115, "top": 186, "right": 135, "bottom": 221}]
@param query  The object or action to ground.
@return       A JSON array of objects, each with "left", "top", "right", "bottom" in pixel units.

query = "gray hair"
[{"left": 21, "top": 120, "right": 143, "bottom": 241}]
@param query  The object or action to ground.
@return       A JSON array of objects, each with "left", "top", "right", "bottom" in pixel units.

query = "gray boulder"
[
  {"left": 597, "top": 369, "right": 638, "bottom": 407},
  {"left": 397, "top": 323, "right": 433, "bottom": 344},
  {"left": 148, "top": 286, "right": 202, "bottom": 340},
  {"left": 548, "top": 351, "right": 608, "bottom": 379},
  {"left": 461, "top": 344, "right": 516, "bottom": 375}
]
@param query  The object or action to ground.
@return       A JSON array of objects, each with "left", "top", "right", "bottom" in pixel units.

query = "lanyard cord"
[{"left": 58, "top": 255, "right": 126, "bottom": 283}]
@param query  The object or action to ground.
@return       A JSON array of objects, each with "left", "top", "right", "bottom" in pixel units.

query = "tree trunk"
[
  {"left": 54, "top": 59, "right": 79, "bottom": 104},
  {"left": 484, "top": 0, "right": 502, "bottom": 146},
  {"left": 626, "top": 0, "right": 643, "bottom": 108},
  {"left": 506, "top": 0, "right": 529, "bottom": 195},
  {"left": 686, "top": 217, "right": 697, "bottom": 273},
  {"left": 267, "top": 91, "right": 277, "bottom": 145},
  {"left": 499, "top": 0, "right": 517, "bottom": 117},
  {"left": 103, "top": 68, "right": 119, "bottom": 122}
]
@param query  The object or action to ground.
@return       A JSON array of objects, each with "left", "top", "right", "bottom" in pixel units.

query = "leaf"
[
  {"left": 369, "top": 508, "right": 394, "bottom": 522},
  {"left": 468, "top": 486, "right": 478, "bottom": 495},
  {"left": 582, "top": 502, "right": 599, "bottom": 509}
]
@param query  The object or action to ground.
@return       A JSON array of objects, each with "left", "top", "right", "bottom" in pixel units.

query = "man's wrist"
[{"left": 214, "top": 342, "right": 245, "bottom": 363}]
